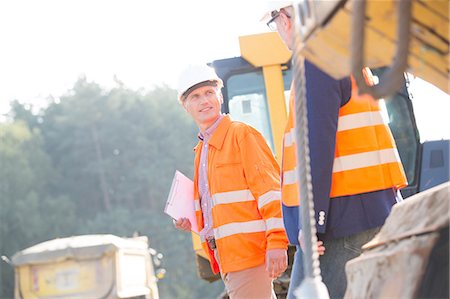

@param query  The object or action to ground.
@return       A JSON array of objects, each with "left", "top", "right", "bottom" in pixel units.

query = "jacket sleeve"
[
  {"left": 305, "top": 61, "right": 350, "bottom": 234},
  {"left": 238, "top": 128, "right": 288, "bottom": 250}
]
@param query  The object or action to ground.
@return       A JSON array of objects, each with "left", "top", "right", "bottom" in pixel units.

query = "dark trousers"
[{"left": 287, "top": 227, "right": 380, "bottom": 299}]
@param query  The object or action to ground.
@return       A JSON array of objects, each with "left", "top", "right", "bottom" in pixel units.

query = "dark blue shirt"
[{"left": 282, "top": 60, "right": 400, "bottom": 245}]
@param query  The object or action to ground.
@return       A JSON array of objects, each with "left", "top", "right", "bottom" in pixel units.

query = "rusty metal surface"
[
  {"left": 344, "top": 182, "right": 449, "bottom": 299},
  {"left": 345, "top": 233, "right": 440, "bottom": 299},
  {"left": 364, "top": 182, "right": 450, "bottom": 250}
]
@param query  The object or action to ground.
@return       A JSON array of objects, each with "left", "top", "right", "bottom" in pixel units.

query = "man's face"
[
  {"left": 274, "top": 10, "right": 293, "bottom": 50},
  {"left": 183, "top": 85, "right": 222, "bottom": 130}
]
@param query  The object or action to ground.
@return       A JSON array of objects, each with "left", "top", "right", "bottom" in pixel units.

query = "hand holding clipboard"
[{"left": 164, "top": 170, "right": 199, "bottom": 233}]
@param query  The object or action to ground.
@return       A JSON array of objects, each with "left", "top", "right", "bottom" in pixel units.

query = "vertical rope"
[
  {"left": 292, "top": 1, "right": 322, "bottom": 281},
  {"left": 292, "top": 1, "right": 329, "bottom": 298}
]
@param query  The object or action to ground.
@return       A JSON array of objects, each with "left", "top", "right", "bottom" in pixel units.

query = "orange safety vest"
[
  {"left": 194, "top": 115, "right": 288, "bottom": 274},
  {"left": 282, "top": 70, "right": 407, "bottom": 207}
]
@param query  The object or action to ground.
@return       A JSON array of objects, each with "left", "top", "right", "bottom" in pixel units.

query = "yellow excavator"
[{"left": 191, "top": 1, "right": 449, "bottom": 298}]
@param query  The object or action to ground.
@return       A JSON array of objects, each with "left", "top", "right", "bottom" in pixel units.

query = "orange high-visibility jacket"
[
  {"left": 194, "top": 115, "right": 288, "bottom": 274},
  {"left": 282, "top": 72, "right": 407, "bottom": 207}
]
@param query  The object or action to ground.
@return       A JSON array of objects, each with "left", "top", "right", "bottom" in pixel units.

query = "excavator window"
[
  {"left": 226, "top": 70, "right": 275, "bottom": 152},
  {"left": 373, "top": 69, "right": 421, "bottom": 193}
]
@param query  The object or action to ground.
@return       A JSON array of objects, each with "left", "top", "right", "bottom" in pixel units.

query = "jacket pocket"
[{"left": 214, "top": 163, "right": 245, "bottom": 191}]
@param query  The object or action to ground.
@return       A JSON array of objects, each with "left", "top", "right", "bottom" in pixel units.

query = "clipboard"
[{"left": 164, "top": 170, "right": 199, "bottom": 233}]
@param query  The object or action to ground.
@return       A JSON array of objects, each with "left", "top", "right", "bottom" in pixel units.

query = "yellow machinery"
[
  {"left": 12, "top": 235, "right": 163, "bottom": 299},
  {"left": 296, "top": 0, "right": 448, "bottom": 95}
]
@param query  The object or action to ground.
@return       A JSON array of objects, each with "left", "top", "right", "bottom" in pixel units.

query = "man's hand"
[
  {"left": 265, "top": 249, "right": 288, "bottom": 279},
  {"left": 299, "top": 229, "right": 326, "bottom": 256},
  {"left": 174, "top": 217, "right": 192, "bottom": 232}
]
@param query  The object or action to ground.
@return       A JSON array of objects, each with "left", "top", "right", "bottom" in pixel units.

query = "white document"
[{"left": 164, "top": 170, "right": 199, "bottom": 233}]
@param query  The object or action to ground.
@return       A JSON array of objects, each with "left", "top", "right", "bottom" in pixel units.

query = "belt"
[{"left": 206, "top": 237, "right": 216, "bottom": 250}]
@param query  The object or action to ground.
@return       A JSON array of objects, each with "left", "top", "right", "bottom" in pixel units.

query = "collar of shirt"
[{"left": 198, "top": 114, "right": 224, "bottom": 142}]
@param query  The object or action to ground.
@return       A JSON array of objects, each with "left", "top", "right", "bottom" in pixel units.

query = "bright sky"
[
  {"left": 404, "top": 76, "right": 450, "bottom": 142},
  {"left": 0, "top": 0, "right": 268, "bottom": 114},
  {"left": 0, "top": 0, "right": 449, "bottom": 141}
]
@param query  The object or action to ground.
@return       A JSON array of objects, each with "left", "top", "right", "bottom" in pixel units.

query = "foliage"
[
  {"left": 0, "top": 121, "right": 77, "bottom": 298},
  {"left": 0, "top": 78, "right": 224, "bottom": 299}
]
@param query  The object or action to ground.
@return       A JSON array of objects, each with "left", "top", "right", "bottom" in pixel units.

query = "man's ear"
[
  {"left": 181, "top": 101, "right": 189, "bottom": 112},
  {"left": 219, "top": 92, "right": 224, "bottom": 104},
  {"left": 282, "top": 12, "right": 292, "bottom": 31}
]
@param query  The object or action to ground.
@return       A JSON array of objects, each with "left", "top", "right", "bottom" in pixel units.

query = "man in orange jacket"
[{"left": 173, "top": 64, "right": 289, "bottom": 299}]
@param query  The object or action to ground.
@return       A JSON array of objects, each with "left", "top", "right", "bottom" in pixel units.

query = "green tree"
[
  {"left": 41, "top": 78, "right": 197, "bottom": 214},
  {"left": 8, "top": 100, "right": 43, "bottom": 130},
  {"left": 0, "top": 121, "right": 77, "bottom": 298}
]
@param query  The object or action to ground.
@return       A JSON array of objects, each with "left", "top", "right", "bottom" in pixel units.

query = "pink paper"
[{"left": 164, "top": 170, "right": 199, "bottom": 233}]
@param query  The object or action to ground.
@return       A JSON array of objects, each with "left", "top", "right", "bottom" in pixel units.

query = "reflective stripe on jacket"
[
  {"left": 281, "top": 70, "right": 407, "bottom": 207},
  {"left": 194, "top": 115, "right": 288, "bottom": 274}
]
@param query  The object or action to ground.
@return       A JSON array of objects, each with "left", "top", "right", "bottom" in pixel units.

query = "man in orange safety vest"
[{"left": 262, "top": 3, "right": 408, "bottom": 298}]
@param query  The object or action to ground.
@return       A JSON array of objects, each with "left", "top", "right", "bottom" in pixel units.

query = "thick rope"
[{"left": 292, "top": 0, "right": 323, "bottom": 284}]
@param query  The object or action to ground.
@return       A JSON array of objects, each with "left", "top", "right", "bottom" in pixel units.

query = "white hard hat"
[
  {"left": 177, "top": 64, "right": 223, "bottom": 103},
  {"left": 261, "top": 1, "right": 293, "bottom": 22}
]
